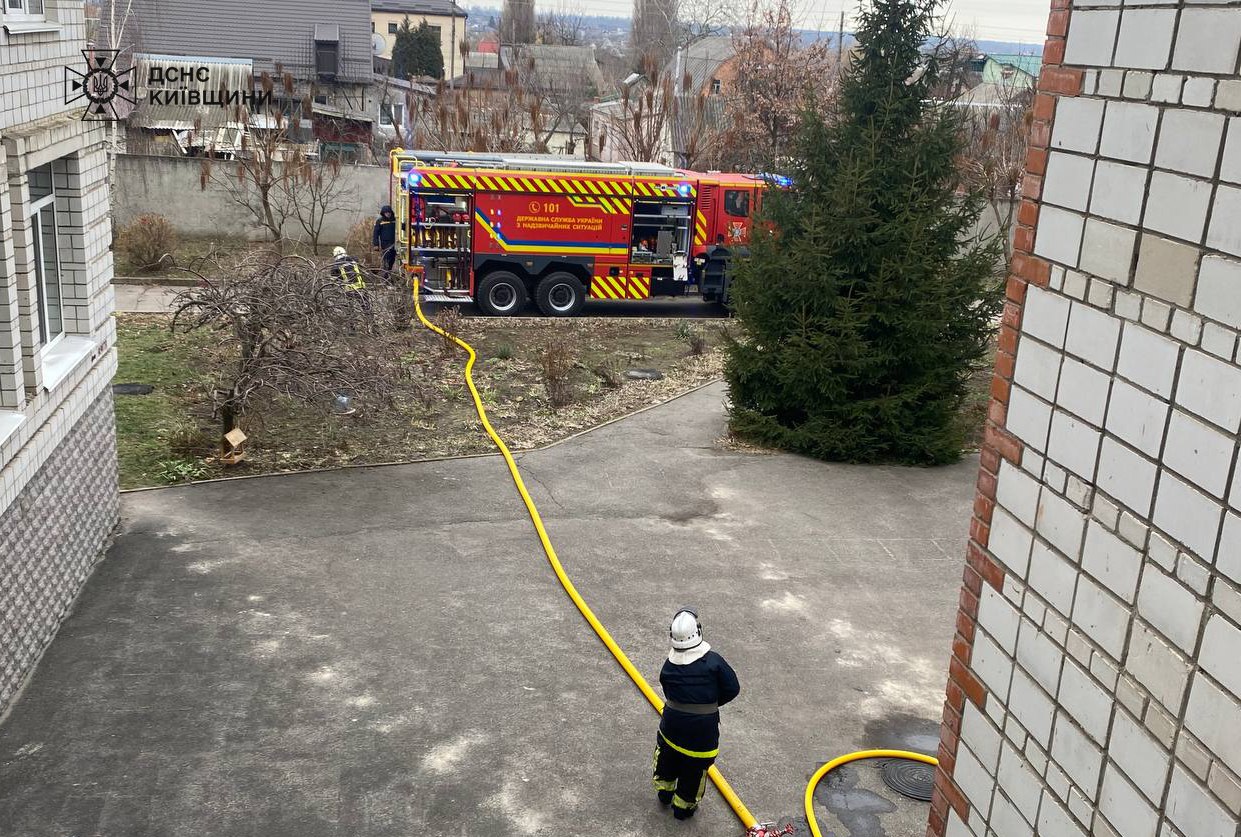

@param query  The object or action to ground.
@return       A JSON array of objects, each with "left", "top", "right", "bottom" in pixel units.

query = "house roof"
[
  {"left": 663, "top": 35, "right": 735, "bottom": 92},
  {"left": 102, "top": 0, "right": 375, "bottom": 83},
  {"left": 501, "top": 44, "right": 604, "bottom": 97},
  {"left": 372, "top": 0, "right": 467, "bottom": 18},
  {"left": 986, "top": 53, "right": 1042, "bottom": 78}
]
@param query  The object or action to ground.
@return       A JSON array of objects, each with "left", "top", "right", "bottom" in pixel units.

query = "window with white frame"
[
  {"left": 4, "top": 0, "right": 45, "bottom": 19},
  {"left": 27, "top": 164, "right": 64, "bottom": 346},
  {"left": 379, "top": 101, "right": 403, "bottom": 126}
]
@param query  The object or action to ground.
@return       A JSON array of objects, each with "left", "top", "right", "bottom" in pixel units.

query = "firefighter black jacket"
[{"left": 658, "top": 650, "right": 740, "bottom": 757}]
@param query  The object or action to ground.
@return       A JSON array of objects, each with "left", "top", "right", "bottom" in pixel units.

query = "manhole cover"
[
  {"left": 112, "top": 383, "right": 154, "bottom": 396},
  {"left": 626, "top": 368, "right": 663, "bottom": 380},
  {"left": 881, "top": 758, "right": 934, "bottom": 802}
]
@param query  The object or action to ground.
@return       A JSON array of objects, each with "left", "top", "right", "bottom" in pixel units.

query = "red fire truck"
[{"left": 388, "top": 150, "right": 767, "bottom": 316}]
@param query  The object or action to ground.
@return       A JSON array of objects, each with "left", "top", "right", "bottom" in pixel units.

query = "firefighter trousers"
[{"left": 652, "top": 733, "right": 714, "bottom": 814}]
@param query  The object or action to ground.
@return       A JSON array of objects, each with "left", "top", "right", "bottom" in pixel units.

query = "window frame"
[
  {"left": 3, "top": 0, "right": 46, "bottom": 22},
  {"left": 314, "top": 39, "right": 340, "bottom": 80},
  {"left": 723, "top": 189, "right": 751, "bottom": 219},
  {"left": 388, "top": 21, "right": 398, "bottom": 34},
  {"left": 29, "top": 191, "right": 66, "bottom": 350}
]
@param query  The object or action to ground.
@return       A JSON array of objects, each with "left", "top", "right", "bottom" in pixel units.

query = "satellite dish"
[{"left": 372, "top": 33, "right": 386, "bottom": 55}]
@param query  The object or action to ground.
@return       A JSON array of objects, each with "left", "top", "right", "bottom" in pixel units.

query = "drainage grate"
[{"left": 881, "top": 758, "right": 935, "bottom": 802}]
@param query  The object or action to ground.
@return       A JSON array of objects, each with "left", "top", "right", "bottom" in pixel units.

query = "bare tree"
[
  {"left": 632, "top": 0, "right": 678, "bottom": 72},
  {"left": 281, "top": 155, "right": 355, "bottom": 255},
  {"left": 956, "top": 81, "right": 1033, "bottom": 266},
  {"left": 720, "top": 0, "right": 836, "bottom": 171},
  {"left": 595, "top": 61, "right": 674, "bottom": 163},
  {"left": 171, "top": 252, "right": 409, "bottom": 436},
  {"left": 412, "top": 70, "right": 538, "bottom": 152},
  {"left": 536, "top": 7, "right": 585, "bottom": 45},
  {"left": 501, "top": 0, "right": 535, "bottom": 44},
  {"left": 198, "top": 73, "right": 302, "bottom": 246}
]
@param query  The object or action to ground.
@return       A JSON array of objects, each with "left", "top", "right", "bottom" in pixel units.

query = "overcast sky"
[{"left": 474, "top": 0, "right": 1051, "bottom": 45}]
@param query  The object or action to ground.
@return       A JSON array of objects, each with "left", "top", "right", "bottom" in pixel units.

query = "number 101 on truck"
[{"left": 388, "top": 149, "right": 778, "bottom": 316}]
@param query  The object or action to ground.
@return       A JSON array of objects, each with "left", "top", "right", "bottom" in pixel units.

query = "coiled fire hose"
[{"left": 411, "top": 284, "right": 937, "bottom": 836}]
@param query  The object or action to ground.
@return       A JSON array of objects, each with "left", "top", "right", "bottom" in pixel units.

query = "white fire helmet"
[
  {"left": 669, "top": 608, "right": 703, "bottom": 651},
  {"left": 333, "top": 246, "right": 347, "bottom": 259}
]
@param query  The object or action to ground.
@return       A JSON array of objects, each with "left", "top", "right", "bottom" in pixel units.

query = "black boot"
[
  {"left": 657, "top": 790, "right": 674, "bottom": 806},
  {"left": 672, "top": 805, "right": 696, "bottom": 820}
]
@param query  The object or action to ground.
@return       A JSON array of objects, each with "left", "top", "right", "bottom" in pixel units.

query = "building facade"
[
  {"left": 0, "top": 0, "right": 119, "bottom": 714},
  {"left": 933, "top": 1, "right": 1241, "bottom": 836},
  {"left": 105, "top": 0, "right": 376, "bottom": 157},
  {"left": 372, "top": 0, "right": 467, "bottom": 84}
]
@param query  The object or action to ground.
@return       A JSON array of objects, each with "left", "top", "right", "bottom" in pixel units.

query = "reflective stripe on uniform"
[
  {"left": 659, "top": 730, "right": 719, "bottom": 760},
  {"left": 672, "top": 771, "right": 708, "bottom": 810},
  {"left": 652, "top": 739, "right": 677, "bottom": 791}
]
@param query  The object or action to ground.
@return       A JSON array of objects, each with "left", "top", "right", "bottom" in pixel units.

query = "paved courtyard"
[{"left": 0, "top": 382, "right": 976, "bottom": 836}]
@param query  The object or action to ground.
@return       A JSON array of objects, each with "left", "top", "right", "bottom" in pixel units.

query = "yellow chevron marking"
[
  {"left": 585, "top": 180, "right": 601, "bottom": 195},
  {"left": 629, "top": 275, "right": 651, "bottom": 299},
  {"left": 519, "top": 177, "right": 536, "bottom": 192}
]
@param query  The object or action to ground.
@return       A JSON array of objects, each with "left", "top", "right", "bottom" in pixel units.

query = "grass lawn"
[
  {"left": 113, "top": 310, "right": 996, "bottom": 489},
  {"left": 112, "top": 313, "right": 730, "bottom": 489}
]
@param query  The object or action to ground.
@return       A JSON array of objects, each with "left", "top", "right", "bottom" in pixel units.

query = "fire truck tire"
[
  {"left": 477, "top": 272, "right": 528, "bottom": 316},
  {"left": 535, "top": 273, "right": 585, "bottom": 317}
]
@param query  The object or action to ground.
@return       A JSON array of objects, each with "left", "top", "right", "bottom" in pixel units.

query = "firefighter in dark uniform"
[
  {"left": 652, "top": 607, "right": 740, "bottom": 820},
  {"left": 372, "top": 204, "right": 397, "bottom": 280}
]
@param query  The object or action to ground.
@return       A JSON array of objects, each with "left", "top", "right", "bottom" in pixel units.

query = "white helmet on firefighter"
[
  {"left": 669, "top": 608, "right": 703, "bottom": 650},
  {"left": 333, "top": 246, "right": 347, "bottom": 259}
]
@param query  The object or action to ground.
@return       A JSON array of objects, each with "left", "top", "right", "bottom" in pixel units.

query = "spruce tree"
[
  {"left": 392, "top": 18, "right": 444, "bottom": 80},
  {"left": 724, "top": 0, "right": 1003, "bottom": 465}
]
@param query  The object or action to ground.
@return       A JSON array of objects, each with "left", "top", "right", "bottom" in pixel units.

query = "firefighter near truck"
[{"left": 388, "top": 150, "right": 768, "bottom": 316}]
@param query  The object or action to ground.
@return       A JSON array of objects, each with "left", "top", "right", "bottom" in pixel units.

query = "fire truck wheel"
[
  {"left": 536, "top": 273, "right": 585, "bottom": 317},
  {"left": 477, "top": 272, "right": 528, "bottom": 316}
]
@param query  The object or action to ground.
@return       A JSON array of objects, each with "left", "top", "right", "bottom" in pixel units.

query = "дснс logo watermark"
[{"left": 64, "top": 49, "right": 135, "bottom": 121}]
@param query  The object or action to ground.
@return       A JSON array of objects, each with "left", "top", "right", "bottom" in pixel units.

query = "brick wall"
[
  {"left": 930, "top": 1, "right": 1241, "bottom": 836},
  {"left": 0, "top": 389, "right": 118, "bottom": 712}
]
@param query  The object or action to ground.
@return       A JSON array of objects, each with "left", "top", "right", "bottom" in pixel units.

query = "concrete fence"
[
  {"left": 112, "top": 153, "right": 1019, "bottom": 254},
  {"left": 111, "top": 153, "right": 392, "bottom": 246}
]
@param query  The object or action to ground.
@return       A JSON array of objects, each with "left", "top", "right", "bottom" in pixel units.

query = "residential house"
[
  {"left": 102, "top": 0, "right": 377, "bottom": 158},
  {"left": 372, "top": 0, "right": 467, "bottom": 84},
  {"left": 957, "top": 53, "right": 1041, "bottom": 113},
  {"left": 0, "top": 0, "right": 120, "bottom": 714},
  {"left": 668, "top": 35, "right": 738, "bottom": 97},
  {"left": 980, "top": 53, "right": 1040, "bottom": 89},
  {"left": 591, "top": 37, "right": 739, "bottom": 167},
  {"left": 499, "top": 44, "right": 603, "bottom": 156}
]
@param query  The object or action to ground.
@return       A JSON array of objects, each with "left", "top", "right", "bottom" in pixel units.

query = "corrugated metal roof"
[
  {"left": 986, "top": 53, "right": 1042, "bottom": 78},
  {"left": 501, "top": 44, "right": 604, "bottom": 97},
  {"left": 663, "top": 35, "right": 734, "bottom": 93}
]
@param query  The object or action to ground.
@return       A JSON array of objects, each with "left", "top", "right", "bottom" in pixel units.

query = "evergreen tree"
[
  {"left": 392, "top": 17, "right": 445, "bottom": 80},
  {"left": 724, "top": 0, "right": 1003, "bottom": 465}
]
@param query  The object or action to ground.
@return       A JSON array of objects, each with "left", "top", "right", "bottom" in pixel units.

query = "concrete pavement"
[
  {"left": 114, "top": 282, "right": 182, "bottom": 313},
  {"left": 0, "top": 383, "right": 976, "bottom": 836}
]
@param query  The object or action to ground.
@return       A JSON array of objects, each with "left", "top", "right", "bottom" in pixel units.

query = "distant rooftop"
[
  {"left": 372, "top": 0, "right": 467, "bottom": 18},
  {"left": 986, "top": 53, "right": 1042, "bottom": 78}
]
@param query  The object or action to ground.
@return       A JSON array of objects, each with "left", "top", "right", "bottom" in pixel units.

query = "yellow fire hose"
[{"left": 411, "top": 284, "right": 937, "bottom": 835}]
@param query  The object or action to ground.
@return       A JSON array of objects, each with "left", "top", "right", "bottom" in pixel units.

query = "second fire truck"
[{"left": 389, "top": 150, "right": 768, "bottom": 316}]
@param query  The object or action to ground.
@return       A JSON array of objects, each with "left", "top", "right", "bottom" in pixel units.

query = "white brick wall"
[
  {"left": 0, "top": 4, "right": 117, "bottom": 511},
  {"left": 949, "top": 5, "right": 1241, "bottom": 835}
]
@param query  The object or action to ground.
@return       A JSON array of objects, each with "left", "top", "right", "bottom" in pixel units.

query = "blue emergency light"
[
  {"left": 406, "top": 171, "right": 422, "bottom": 188},
  {"left": 677, "top": 182, "right": 692, "bottom": 196}
]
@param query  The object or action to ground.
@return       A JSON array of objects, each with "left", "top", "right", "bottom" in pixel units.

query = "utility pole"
[{"left": 838, "top": 10, "right": 844, "bottom": 63}]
